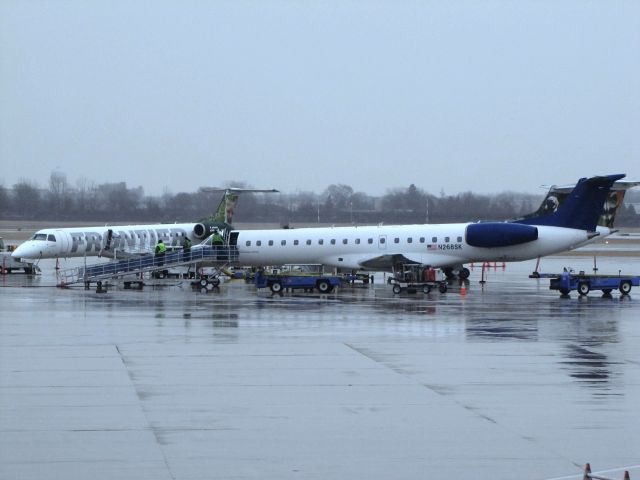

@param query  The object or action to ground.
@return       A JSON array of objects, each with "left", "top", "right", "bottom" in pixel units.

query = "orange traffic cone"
[{"left": 460, "top": 284, "right": 467, "bottom": 296}]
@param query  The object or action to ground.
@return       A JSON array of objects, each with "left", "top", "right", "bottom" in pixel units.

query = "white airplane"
[
  {"left": 10, "top": 188, "right": 277, "bottom": 262},
  {"left": 228, "top": 174, "right": 626, "bottom": 279}
]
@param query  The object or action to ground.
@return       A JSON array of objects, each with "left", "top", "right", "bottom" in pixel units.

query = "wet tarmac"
[{"left": 1, "top": 255, "right": 640, "bottom": 480}]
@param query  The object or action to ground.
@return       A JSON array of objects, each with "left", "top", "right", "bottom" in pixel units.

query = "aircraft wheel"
[
  {"left": 577, "top": 282, "right": 590, "bottom": 296},
  {"left": 317, "top": 280, "right": 331, "bottom": 293},
  {"left": 422, "top": 285, "right": 431, "bottom": 294},
  {"left": 270, "top": 281, "right": 283, "bottom": 293},
  {"left": 438, "top": 283, "right": 447, "bottom": 293},
  {"left": 458, "top": 268, "right": 470, "bottom": 280},
  {"left": 620, "top": 281, "right": 632, "bottom": 295}
]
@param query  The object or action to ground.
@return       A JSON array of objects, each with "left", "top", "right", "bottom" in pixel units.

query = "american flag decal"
[{"left": 427, "top": 244, "right": 437, "bottom": 251}]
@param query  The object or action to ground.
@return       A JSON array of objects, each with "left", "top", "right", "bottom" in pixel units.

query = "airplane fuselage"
[
  {"left": 233, "top": 223, "right": 592, "bottom": 271},
  {"left": 12, "top": 223, "right": 199, "bottom": 259}
]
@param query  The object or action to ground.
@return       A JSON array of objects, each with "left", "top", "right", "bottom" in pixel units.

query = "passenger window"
[
  {"left": 306, "top": 240, "right": 311, "bottom": 245},
  {"left": 245, "top": 240, "right": 251, "bottom": 247},
  {"left": 47, "top": 234, "right": 56, "bottom": 242},
  {"left": 268, "top": 240, "right": 274, "bottom": 246},
  {"left": 407, "top": 237, "right": 412, "bottom": 243},
  {"left": 380, "top": 238, "right": 386, "bottom": 244},
  {"left": 256, "top": 240, "right": 262, "bottom": 246},
  {"left": 419, "top": 237, "right": 425, "bottom": 243},
  {"left": 445, "top": 236, "right": 450, "bottom": 243},
  {"left": 355, "top": 239, "right": 361, "bottom": 245},
  {"left": 394, "top": 237, "right": 399, "bottom": 244},
  {"left": 294, "top": 240, "right": 299, "bottom": 246},
  {"left": 342, "top": 239, "right": 348, "bottom": 245},
  {"left": 432, "top": 237, "right": 437, "bottom": 243},
  {"left": 318, "top": 239, "right": 324, "bottom": 245},
  {"left": 281, "top": 240, "right": 286, "bottom": 246},
  {"left": 330, "top": 239, "right": 336, "bottom": 245},
  {"left": 457, "top": 236, "right": 462, "bottom": 242},
  {"left": 368, "top": 238, "right": 373, "bottom": 244}
]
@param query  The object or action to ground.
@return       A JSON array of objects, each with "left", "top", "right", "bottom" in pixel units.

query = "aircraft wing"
[{"left": 356, "top": 252, "right": 455, "bottom": 271}]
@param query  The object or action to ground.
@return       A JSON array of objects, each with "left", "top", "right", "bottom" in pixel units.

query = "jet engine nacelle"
[
  {"left": 193, "top": 220, "right": 229, "bottom": 239},
  {"left": 466, "top": 223, "right": 539, "bottom": 248},
  {"left": 193, "top": 222, "right": 215, "bottom": 239}
]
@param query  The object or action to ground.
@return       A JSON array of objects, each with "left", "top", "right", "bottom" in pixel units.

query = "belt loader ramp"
[{"left": 56, "top": 246, "right": 239, "bottom": 287}]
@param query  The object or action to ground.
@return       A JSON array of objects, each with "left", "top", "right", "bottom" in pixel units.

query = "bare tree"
[{"left": 12, "top": 180, "right": 41, "bottom": 218}]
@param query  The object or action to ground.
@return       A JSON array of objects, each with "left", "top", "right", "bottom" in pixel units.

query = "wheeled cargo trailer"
[
  {"left": 389, "top": 264, "right": 448, "bottom": 295},
  {"left": 549, "top": 271, "right": 639, "bottom": 297},
  {"left": 254, "top": 269, "right": 342, "bottom": 294}
]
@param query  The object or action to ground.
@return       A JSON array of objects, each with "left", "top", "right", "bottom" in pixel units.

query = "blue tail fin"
[{"left": 515, "top": 174, "right": 625, "bottom": 231}]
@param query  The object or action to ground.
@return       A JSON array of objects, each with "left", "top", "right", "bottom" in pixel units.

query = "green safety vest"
[{"left": 156, "top": 242, "right": 167, "bottom": 254}]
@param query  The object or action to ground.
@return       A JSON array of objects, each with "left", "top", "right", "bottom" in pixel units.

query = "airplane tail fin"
[
  {"left": 521, "top": 178, "right": 638, "bottom": 229},
  {"left": 515, "top": 174, "right": 625, "bottom": 231},
  {"left": 600, "top": 189, "right": 629, "bottom": 228},
  {"left": 198, "top": 188, "right": 279, "bottom": 226},
  {"left": 213, "top": 192, "right": 239, "bottom": 225}
]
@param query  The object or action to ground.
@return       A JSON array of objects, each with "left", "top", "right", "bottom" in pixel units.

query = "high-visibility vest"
[{"left": 156, "top": 242, "right": 166, "bottom": 254}]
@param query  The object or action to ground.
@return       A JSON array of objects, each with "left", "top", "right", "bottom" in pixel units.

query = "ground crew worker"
[
  {"left": 211, "top": 229, "right": 224, "bottom": 259},
  {"left": 182, "top": 237, "right": 192, "bottom": 262},
  {"left": 155, "top": 239, "right": 166, "bottom": 266}
]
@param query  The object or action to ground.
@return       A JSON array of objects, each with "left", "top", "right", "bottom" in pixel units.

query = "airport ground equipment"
[
  {"left": 0, "top": 237, "right": 37, "bottom": 274},
  {"left": 549, "top": 270, "right": 640, "bottom": 297},
  {"left": 254, "top": 269, "right": 342, "bottom": 293},
  {"left": 389, "top": 264, "right": 448, "bottom": 294},
  {"left": 56, "top": 246, "right": 239, "bottom": 287},
  {"left": 192, "top": 276, "right": 221, "bottom": 292},
  {"left": 342, "top": 273, "right": 374, "bottom": 284}
]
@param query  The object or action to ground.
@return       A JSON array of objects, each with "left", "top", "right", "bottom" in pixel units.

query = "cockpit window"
[
  {"left": 47, "top": 234, "right": 56, "bottom": 242},
  {"left": 32, "top": 233, "right": 47, "bottom": 241}
]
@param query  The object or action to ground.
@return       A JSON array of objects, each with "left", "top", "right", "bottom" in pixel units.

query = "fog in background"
[{"left": 2, "top": 171, "right": 639, "bottom": 226}]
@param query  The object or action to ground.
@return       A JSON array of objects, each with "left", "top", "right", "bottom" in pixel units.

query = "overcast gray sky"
[{"left": 1, "top": 0, "right": 638, "bottom": 197}]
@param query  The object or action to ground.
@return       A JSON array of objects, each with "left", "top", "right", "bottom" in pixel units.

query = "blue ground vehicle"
[
  {"left": 254, "top": 269, "right": 342, "bottom": 293},
  {"left": 549, "top": 271, "right": 639, "bottom": 296}
]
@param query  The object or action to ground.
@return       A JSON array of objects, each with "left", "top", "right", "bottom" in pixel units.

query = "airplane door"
[
  {"left": 378, "top": 235, "right": 387, "bottom": 250},
  {"left": 55, "top": 230, "right": 70, "bottom": 254},
  {"left": 228, "top": 231, "right": 239, "bottom": 246}
]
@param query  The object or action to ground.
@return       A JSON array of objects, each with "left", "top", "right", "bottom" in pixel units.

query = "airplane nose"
[{"left": 11, "top": 243, "right": 37, "bottom": 259}]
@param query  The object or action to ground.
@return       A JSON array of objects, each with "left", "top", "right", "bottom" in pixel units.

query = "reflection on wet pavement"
[{"left": 1, "top": 255, "right": 640, "bottom": 479}]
